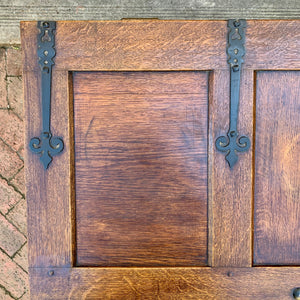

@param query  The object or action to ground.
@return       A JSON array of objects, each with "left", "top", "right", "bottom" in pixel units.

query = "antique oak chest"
[{"left": 21, "top": 20, "right": 300, "bottom": 299}]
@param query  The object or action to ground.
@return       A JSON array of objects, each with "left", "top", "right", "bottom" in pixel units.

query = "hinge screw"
[
  {"left": 227, "top": 271, "right": 234, "bottom": 277},
  {"left": 43, "top": 22, "right": 50, "bottom": 28},
  {"left": 293, "top": 288, "right": 300, "bottom": 299},
  {"left": 233, "top": 20, "right": 240, "bottom": 27}
]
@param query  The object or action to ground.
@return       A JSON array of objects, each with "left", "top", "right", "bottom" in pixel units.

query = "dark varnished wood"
[
  {"left": 254, "top": 71, "right": 300, "bottom": 265},
  {"left": 73, "top": 71, "right": 208, "bottom": 266}
]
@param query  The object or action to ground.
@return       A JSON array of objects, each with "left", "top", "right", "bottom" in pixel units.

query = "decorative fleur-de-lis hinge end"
[
  {"left": 29, "top": 132, "right": 64, "bottom": 170},
  {"left": 29, "top": 21, "right": 64, "bottom": 170},
  {"left": 216, "top": 132, "right": 250, "bottom": 169},
  {"left": 215, "top": 19, "right": 250, "bottom": 169}
]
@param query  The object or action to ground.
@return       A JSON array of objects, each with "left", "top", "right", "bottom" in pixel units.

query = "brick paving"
[{"left": 0, "top": 46, "right": 29, "bottom": 299}]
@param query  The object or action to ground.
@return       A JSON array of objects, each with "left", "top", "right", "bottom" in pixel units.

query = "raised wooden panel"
[
  {"left": 254, "top": 71, "right": 300, "bottom": 265},
  {"left": 73, "top": 71, "right": 209, "bottom": 266}
]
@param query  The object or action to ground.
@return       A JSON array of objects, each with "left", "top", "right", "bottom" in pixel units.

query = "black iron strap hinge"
[
  {"left": 29, "top": 20, "right": 249, "bottom": 170},
  {"left": 29, "top": 21, "right": 64, "bottom": 169},
  {"left": 216, "top": 19, "right": 251, "bottom": 168}
]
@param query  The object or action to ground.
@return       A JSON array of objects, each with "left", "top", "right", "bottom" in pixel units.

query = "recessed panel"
[
  {"left": 73, "top": 71, "right": 209, "bottom": 266},
  {"left": 254, "top": 71, "right": 300, "bottom": 265}
]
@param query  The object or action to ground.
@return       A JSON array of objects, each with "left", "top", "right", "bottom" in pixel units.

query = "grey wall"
[{"left": 0, "top": 0, "right": 299, "bottom": 44}]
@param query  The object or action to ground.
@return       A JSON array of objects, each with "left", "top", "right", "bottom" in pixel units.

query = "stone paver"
[
  {"left": 7, "top": 76, "right": 23, "bottom": 119},
  {"left": 10, "top": 167, "right": 25, "bottom": 195},
  {"left": 0, "top": 139, "right": 23, "bottom": 180},
  {"left": 0, "top": 177, "right": 22, "bottom": 215},
  {"left": 0, "top": 287, "right": 14, "bottom": 300},
  {"left": 0, "top": 47, "right": 29, "bottom": 298},
  {"left": 17, "top": 145, "right": 24, "bottom": 162},
  {"left": 0, "top": 110, "right": 23, "bottom": 153},
  {"left": 0, "top": 48, "right": 8, "bottom": 109},
  {"left": 6, "top": 47, "right": 22, "bottom": 77},
  {"left": 19, "top": 291, "right": 30, "bottom": 299},
  {"left": 0, "top": 250, "right": 28, "bottom": 299},
  {"left": 6, "top": 198, "right": 27, "bottom": 236},
  {"left": 0, "top": 213, "right": 26, "bottom": 257},
  {"left": 13, "top": 242, "right": 28, "bottom": 273}
]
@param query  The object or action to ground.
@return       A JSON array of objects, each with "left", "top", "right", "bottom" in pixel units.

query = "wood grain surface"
[
  {"left": 21, "top": 20, "right": 300, "bottom": 73},
  {"left": 210, "top": 69, "right": 254, "bottom": 267},
  {"left": 254, "top": 71, "right": 300, "bottom": 265},
  {"left": 23, "top": 69, "right": 73, "bottom": 268},
  {"left": 21, "top": 20, "right": 300, "bottom": 299},
  {"left": 73, "top": 71, "right": 208, "bottom": 266},
  {"left": 30, "top": 267, "right": 300, "bottom": 300},
  {"left": 22, "top": 20, "right": 227, "bottom": 71}
]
